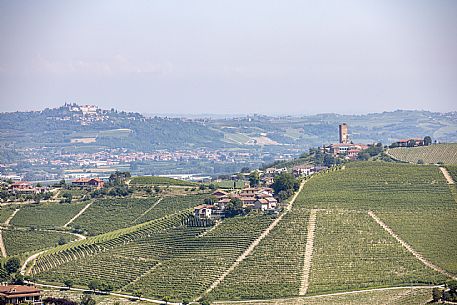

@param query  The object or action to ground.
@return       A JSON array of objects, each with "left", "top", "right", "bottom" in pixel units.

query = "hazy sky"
[{"left": 0, "top": 0, "right": 456, "bottom": 114}]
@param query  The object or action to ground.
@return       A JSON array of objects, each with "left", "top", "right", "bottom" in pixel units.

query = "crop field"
[
  {"left": 33, "top": 214, "right": 274, "bottom": 300},
  {"left": 129, "top": 176, "right": 197, "bottom": 186},
  {"left": 223, "top": 132, "right": 251, "bottom": 145},
  {"left": 213, "top": 180, "right": 245, "bottom": 189},
  {"left": 307, "top": 210, "right": 445, "bottom": 294},
  {"left": 293, "top": 162, "right": 456, "bottom": 293},
  {"left": 445, "top": 165, "right": 457, "bottom": 182},
  {"left": 208, "top": 208, "right": 309, "bottom": 300},
  {"left": 215, "top": 287, "right": 433, "bottom": 305},
  {"left": 3, "top": 229, "right": 75, "bottom": 256},
  {"left": 11, "top": 202, "right": 87, "bottom": 229},
  {"left": 388, "top": 143, "right": 457, "bottom": 164},
  {"left": 20, "top": 161, "right": 457, "bottom": 303},
  {"left": 71, "top": 194, "right": 205, "bottom": 235},
  {"left": 0, "top": 205, "right": 18, "bottom": 223}
]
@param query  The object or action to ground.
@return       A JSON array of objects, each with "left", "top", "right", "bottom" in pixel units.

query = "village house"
[
  {"left": 71, "top": 177, "right": 105, "bottom": 189},
  {"left": 292, "top": 165, "right": 328, "bottom": 177},
  {"left": 193, "top": 204, "right": 214, "bottom": 219},
  {"left": 0, "top": 285, "right": 42, "bottom": 305},
  {"left": 9, "top": 181, "right": 47, "bottom": 194}
]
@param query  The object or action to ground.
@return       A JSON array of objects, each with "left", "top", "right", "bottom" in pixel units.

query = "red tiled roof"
[{"left": 0, "top": 285, "right": 41, "bottom": 298}]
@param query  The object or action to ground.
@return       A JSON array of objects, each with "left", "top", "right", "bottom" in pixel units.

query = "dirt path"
[
  {"left": 368, "top": 210, "right": 457, "bottom": 280},
  {"left": 440, "top": 167, "right": 455, "bottom": 184},
  {"left": 4, "top": 208, "right": 20, "bottom": 225},
  {"left": 214, "top": 285, "right": 441, "bottom": 304},
  {"left": 20, "top": 230, "right": 86, "bottom": 275},
  {"left": 25, "top": 281, "right": 178, "bottom": 304},
  {"left": 64, "top": 202, "right": 93, "bottom": 227},
  {"left": 133, "top": 197, "right": 163, "bottom": 223},
  {"left": 0, "top": 208, "right": 20, "bottom": 258},
  {"left": 122, "top": 262, "right": 162, "bottom": 291},
  {"left": 196, "top": 180, "right": 307, "bottom": 301},
  {"left": 0, "top": 231, "right": 7, "bottom": 257},
  {"left": 299, "top": 209, "right": 318, "bottom": 295}
]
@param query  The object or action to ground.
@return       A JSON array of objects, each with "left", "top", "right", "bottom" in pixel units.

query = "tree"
[
  {"left": 432, "top": 287, "right": 442, "bottom": 302},
  {"left": 271, "top": 172, "right": 299, "bottom": 196},
  {"left": 323, "top": 154, "right": 335, "bottom": 167},
  {"left": 248, "top": 171, "right": 260, "bottom": 187},
  {"left": 80, "top": 295, "right": 96, "bottom": 305},
  {"left": 417, "top": 159, "right": 424, "bottom": 164},
  {"left": 162, "top": 296, "right": 171, "bottom": 304},
  {"left": 10, "top": 273, "right": 24, "bottom": 284},
  {"left": 58, "top": 236, "right": 67, "bottom": 245},
  {"left": 407, "top": 139, "right": 416, "bottom": 147},
  {"left": 133, "top": 289, "right": 142, "bottom": 299},
  {"left": 204, "top": 196, "right": 217, "bottom": 205},
  {"left": 424, "top": 136, "right": 432, "bottom": 146},
  {"left": 88, "top": 280, "right": 100, "bottom": 293},
  {"left": 182, "top": 299, "right": 190, "bottom": 305},
  {"left": 5, "top": 257, "right": 20, "bottom": 274},
  {"left": 63, "top": 279, "right": 73, "bottom": 289}
]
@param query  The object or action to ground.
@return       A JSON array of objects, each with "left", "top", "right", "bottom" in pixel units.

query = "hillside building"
[
  {"left": 0, "top": 285, "right": 42, "bottom": 305},
  {"left": 71, "top": 177, "right": 105, "bottom": 189},
  {"left": 339, "top": 123, "right": 349, "bottom": 144}
]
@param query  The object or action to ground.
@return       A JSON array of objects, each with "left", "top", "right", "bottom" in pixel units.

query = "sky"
[{"left": 0, "top": 0, "right": 456, "bottom": 115}]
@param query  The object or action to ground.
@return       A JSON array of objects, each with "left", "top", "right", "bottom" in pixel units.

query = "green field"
[
  {"left": 223, "top": 133, "right": 251, "bottom": 145},
  {"left": 11, "top": 202, "right": 87, "bottom": 229},
  {"left": 71, "top": 194, "right": 205, "bottom": 235},
  {"left": 388, "top": 143, "right": 457, "bottom": 164},
  {"left": 215, "top": 287, "right": 433, "bottom": 305},
  {"left": 129, "top": 176, "right": 197, "bottom": 186},
  {"left": 3, "top": 229, "right": 76, "bottom": 256},
  {"left": 10, "top": 162, "right": 456, "bottom": 303},
  {"left": 213, "top": 180, "right": 244, "bottom": 189}
]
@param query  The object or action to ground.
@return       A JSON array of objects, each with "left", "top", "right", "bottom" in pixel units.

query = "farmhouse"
[
  {"left": 10, "top": 181, "right": 47, "bottom": 194},
  {"left": 71, "top": 177, "right": 105, "bottom": 188},
  {"left": 212, "top": 189, "right": 229, "bottom": 199},
  {"left": 394, "top": 138, "right": 424, "bottom": 147},
  {"left": 0, "top": 285, "right": 42, "bottom": 305},
  {"left": 194, "top": 204, "right": 214, "bottom": 219}
]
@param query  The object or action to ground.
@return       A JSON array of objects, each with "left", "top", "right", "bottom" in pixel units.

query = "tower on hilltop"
[{"left": 339, "top": 123, "right": 349, "bottom": 144}]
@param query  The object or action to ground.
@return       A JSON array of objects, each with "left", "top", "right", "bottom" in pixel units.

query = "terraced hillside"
[
  {"left": 387, "top": 143, "right": 457, "bottom": 164},
  {"left": 208, "top": 163, "right": 456, "bottom": 301},
  {"left": 23, "top": 162, "right": 457, "bottom": 303}
]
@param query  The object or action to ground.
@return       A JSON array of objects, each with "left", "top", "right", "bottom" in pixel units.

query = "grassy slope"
[{"left": 129, "top": 176, "right": 197, "bottom": 186}]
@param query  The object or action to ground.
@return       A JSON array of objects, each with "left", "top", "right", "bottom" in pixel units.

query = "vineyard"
[
  {"left": 32, "top": 213, "right": 274, "bottom": 300},
  {"left": 215, "top": 286, "right": 433, "bottom": 305},
  {"left": 3, "top": 229, "right": 76, "bottom": 256},
  {"left": 71, "top": 194, "right": 206, "bottom": 235},
  {"left": 11, "top": 202, "right": 87, "bottom": 229},
  {"left": 208, "top": 208, "right": 309, "bottom": 300},
  {"left": 8, "top": 161, "right": 456, "bottom": 303},
  {"left": 387, "top": 143, "right": 457, "bottom": 164}
]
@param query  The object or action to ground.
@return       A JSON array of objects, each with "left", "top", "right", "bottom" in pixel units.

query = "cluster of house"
[
  {"left": 0, "top": 284, "right": 42, "bottom": 305},
  {"left": 325, "top": 143, "right": 369, "bottom": 159},
  {"left": 194, "top": 187, "right": 278, "bottom": 220}
]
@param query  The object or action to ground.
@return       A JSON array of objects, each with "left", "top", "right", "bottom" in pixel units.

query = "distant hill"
[
  {"left": 1, "top": 106, "right": 457, "bottom": 153},
  {"left": 387, "top": 143, "right": 457, "bottom": 164}
]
